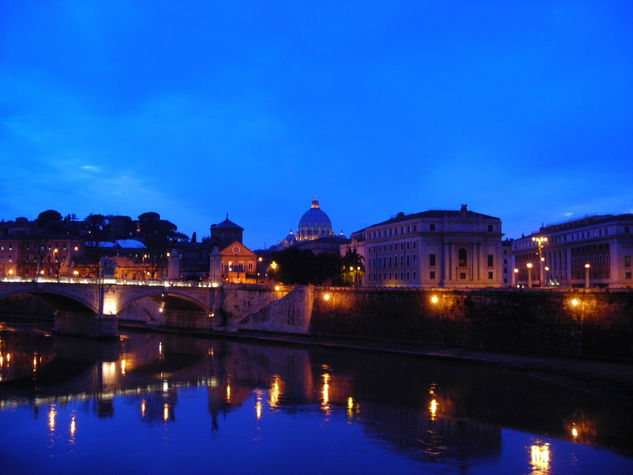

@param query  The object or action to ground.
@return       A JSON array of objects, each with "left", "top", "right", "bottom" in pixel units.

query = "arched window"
[{"left": 458, "top": 248, "right": 467, "bottom": 267}]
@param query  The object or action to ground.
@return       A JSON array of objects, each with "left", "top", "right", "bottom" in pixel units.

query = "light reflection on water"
[{"left": 0, "top": 324, "right": 632, "bottom": 473}]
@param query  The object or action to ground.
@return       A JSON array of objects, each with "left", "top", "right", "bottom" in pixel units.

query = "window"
[
  {"left": 626, "top": 272, "right": 632, "bottom": 280},
  {"left": 504, "top": 267, "right": 507, "bottom": 274},
  {"left": 430, "top": 271, "right": 435, "bottom": 279},
  {"left": 625, "top": 226, "right": 630, "bottom": 234},
  {"left": 413, "top": 271, "right": 416, "bottom": 280},
  {"left": 488, "top": 255, "right": 494, "bottom": 267},
  {"left": 488, "top": 271, "right": 493, "bottom": 279},
  {"left": 406, "top": 255, "right": 410, "bottom": 265},
  {"left": 430, "top": 224, "right": 436, "bottom": 231},
  {"left": 413, "top": 225, "right": 416, "bottom": 232},
  {"left": 406, "top": 272, "right": 410, "bottom": 280},
  {"left": 458, "top": 248, "right": 467, "bottom": 267},
  {"left": 413, "top": 254, "right": 416, "bottom": 264},
  {"left": 503, "top": 258, "right": 508, "bottom": 264},
  {"left": 460, "top": 272, "right": 467, "bottom": 279},
  {"left": 488, "top": 225, "right": 493, "bottom": 232},
  {"left": 429, "top": 254, "right": 436, "bottom": 266},
  {"left": 626, "top": 256, "right": 631, "bottom": 268}
]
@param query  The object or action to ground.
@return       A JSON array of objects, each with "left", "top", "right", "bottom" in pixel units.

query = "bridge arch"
[
  {"left": 116, "top": 288, "right": 211, "bottom": 315},
  {"left": 0, "top": 286, "right": 97, "bottom": 314}
]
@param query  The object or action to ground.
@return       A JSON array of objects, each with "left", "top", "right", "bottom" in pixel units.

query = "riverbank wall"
[{"left": 310, "top": 287, "right": 633, "bottom": 359}]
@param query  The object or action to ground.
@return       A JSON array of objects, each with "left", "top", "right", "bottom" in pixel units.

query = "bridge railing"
[{"left": 0, "top": 276, "right": 221, "bottom": 289}]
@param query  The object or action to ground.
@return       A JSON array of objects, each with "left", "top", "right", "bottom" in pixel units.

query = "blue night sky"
[{"left": 1, "top": 1, "right": 632, "bottom": 249}]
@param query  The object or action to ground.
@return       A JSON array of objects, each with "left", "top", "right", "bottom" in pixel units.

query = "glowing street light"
[
  {"left": 512, "top": 267, "right": 519, "bottom": 286},
  {"left": 532, "top": 236, "right": 548, "bottom": 287},
  {"left": 585, "top": 263, "right": 591, "bottom": 288},
  {"left": 527, "top": 262, "right": 533, "bottom": 288}
]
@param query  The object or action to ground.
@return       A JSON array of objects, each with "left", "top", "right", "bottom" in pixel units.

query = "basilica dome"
[{"left": 297, "top": 195, "right": 334, "bottom": 241}]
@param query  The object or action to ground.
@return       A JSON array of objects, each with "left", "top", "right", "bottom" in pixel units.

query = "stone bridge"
[{"left": 0, "top": 279, "right": 314, "bottom": 337}]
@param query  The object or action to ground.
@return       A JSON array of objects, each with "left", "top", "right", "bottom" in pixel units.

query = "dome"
[{"left": 297, "top": 195, "right": 334, "bottom": 241}]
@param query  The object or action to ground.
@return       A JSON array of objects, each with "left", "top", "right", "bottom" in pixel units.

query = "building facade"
[
  {"left": 512, "top": 214, "right": 633, "bottom": 288},
  {"left": 349, "top": 205, "right": 503, "bottom": 288},
  {"left": 219, "top": 241, "right": 258, "bottom": 284}
]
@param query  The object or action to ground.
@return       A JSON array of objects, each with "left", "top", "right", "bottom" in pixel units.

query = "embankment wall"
[{"left": 310, "top": 288, "right": 633, "bottom": 359}]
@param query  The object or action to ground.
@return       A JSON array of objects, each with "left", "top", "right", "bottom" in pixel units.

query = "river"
[{"left": 1, "top": 321, "right": 632, "bottom": 473}]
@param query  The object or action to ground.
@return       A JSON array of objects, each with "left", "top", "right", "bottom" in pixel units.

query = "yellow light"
[
  {"left": 70, "top": 414, "right": 76, "bottom": 438},
  {"left": 166, "top": 252, "right": 171, "bottom": 257},
  {"left": 585, "top": 263, "right": 591, "bottom": 269},
  {"left": 544, "top": 266, "right": 550, "bottom": 271},
  {"left": 347, "top": 397, "right": 354, "bottom": 410},
  {"left": 121, "top": 359, "right": 126, "bottom": 375},
  {"left": 53, "top": 248, "right": 58, "bottom": 253},
  {"left": 256, "top": 396, "right": 262, "bottom": 421},
  {"left": 530, "top": 443, "right": 550, "bottom": 472},
  {"left": 270, "top": 376, "right": 281, "bottom": 407},
  {"left": 141, "top": 400, "right": 146, "bottom": 417},
  {"left": 431, "top": 295, "right": 438, "bottom": 304},
  {"left": 48, "top": 404, "right": 57, "bottom": 432},
  {"left": 430, "top": 398, "right": 438, "bottom": 420},
  {"left": 323, "top": 293, "right": 331, "bottom": 301},
  {"left": 158, "top": 342, "right": 163, "bottom": 356},
  {"left": 74, "top": 246, "right": 79, "bottom": 251},
  {"left": 322, "top": 373, "right": 330, "bottom": 408},
  {"left": 73, "top": 270, "right": 79, "bottom": 276},
  {"left": 8, "top": 269, "right": 13, "bottom": 275},
  {"left": 572, "top": 427, "right": 578, "bottom": 438},
  {"left": 540, "top": 257, "right": 545, "bottom": 262},
  {"left": 163, "top": 404, "right": 169, "bottom": 421},
  {"left": 270, "top": 261, "right": 278, "bottom": 270},
  {"left": 274, "top": 285, "right": 280, "bottom": 291},
  {"left": 103, "top": 295, "right": 118, "bottom": 315},
  {"left": 258, "top": 257, "right": 263, "bottom": 262},
  {"left": 513, "top": 268, "right": 519, "bottom": 273},
  {"left": 33, "top": 355, "right": 38, "bottom": 372},
  {"left": 571, "top": 298, "right": 579, "bottom": 307},
  {"left": 527, "top": 263, "right": 533, "bottom": 269},
  {"left": 40, "top": 270, "right": 45, "bottom": 275},
  {"left": 226, "top": 384, "right": 231, "bottom": 402}
]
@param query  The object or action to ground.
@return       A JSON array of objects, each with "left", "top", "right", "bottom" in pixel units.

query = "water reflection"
[
  {"left": 0, "top": 323, "right": 632, "bottom": 472},
  {"left": 530, "top": 442, "right": 550, "bottom": 474}
]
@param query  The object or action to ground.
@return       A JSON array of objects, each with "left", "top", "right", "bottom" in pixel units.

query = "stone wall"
[
  {"left": 310, "top": 287, "right": 633, "bottom": 359},
  {"left": 239, "top": 286, "right": 313, "bottom": 333}
]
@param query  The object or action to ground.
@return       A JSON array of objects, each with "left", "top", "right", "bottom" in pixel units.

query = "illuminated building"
[
  {"left": 272, "top": 195, "right": 349, "bottom": 255},
  {"left": 348, "top": 205, "right": 503, "bottom": 288},
  {"left": 512, "top": 214, "right": 633, "bottom": 288},
  {"left": 219, "top": 242, "right": 258, "bottom": 284},
  {"left": 296, "top": 195, "right": 335, "bottom": 242}
]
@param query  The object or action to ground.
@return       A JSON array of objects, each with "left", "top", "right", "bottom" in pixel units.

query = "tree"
[
  {"left": 37, "top": 210, "right": 62, "bottom": 232},
  {"left": 341, "top": 250, "right": 365, "bottom": 287}
]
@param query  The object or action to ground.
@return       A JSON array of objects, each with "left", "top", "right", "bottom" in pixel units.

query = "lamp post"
[
  {"left": 512, "top": 268, "right": 518, "bottom": 287},
  {"left": 532, "top": 236, "right": 548, "bottom": 287},
  {"left": 527, "top": 262, "right": 533, "bottom": 288},
  {"left": 584, "top": 263, "right": 591, "bottom": 288},
  {"left": 544, "top": 266, "right": 550, "bottom": 287}
]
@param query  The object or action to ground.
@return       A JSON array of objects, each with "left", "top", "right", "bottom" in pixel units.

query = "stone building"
[
  {"left": 219, "top": 241, "right": 258, "bottom": 284},
  {"left": 512, "top": 214, "right": 633, "bottom": 288},
  {"left": 271, "top": 195, "right": 348, "bottom": 254},
  {"left": 0, "top": 237, "right": 84, "bottom": 278},
  {"left": 349, "top": 205, "right": 503, "bottom": 288}
]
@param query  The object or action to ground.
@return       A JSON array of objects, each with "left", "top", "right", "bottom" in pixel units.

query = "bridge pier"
[{"left": 54, "top": 311, "right": 118, "bottom": 338}]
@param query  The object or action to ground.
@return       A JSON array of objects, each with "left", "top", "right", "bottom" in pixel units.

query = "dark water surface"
[{"left": 1, "top": 321, "right": 632, "bottom": 474}]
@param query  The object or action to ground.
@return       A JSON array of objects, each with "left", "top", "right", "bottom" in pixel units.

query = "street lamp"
[
  {"left": 532, "top": 236, "right": 548, "bottom": 287},
  {"left": 527, "top": 262, "right": 533, "bottom": 288},
  {"left": 512, "top": 268, "right": 519, "bottom": 287},
  {"left": 584, "top": 263, "right": 591, "bottom": 288}
]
